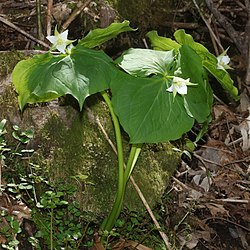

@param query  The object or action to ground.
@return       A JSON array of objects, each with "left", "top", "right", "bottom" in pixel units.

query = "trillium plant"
[{"left": 12, "top": 21, "right": 238, "bottom": 234}]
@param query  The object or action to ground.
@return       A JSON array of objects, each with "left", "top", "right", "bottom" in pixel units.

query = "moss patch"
[
  {"left": 0, "top": 51, "right": 181, "bottom": 220},
  {"left": 0, "top": 51, "right": 26, "bottom": 79}
]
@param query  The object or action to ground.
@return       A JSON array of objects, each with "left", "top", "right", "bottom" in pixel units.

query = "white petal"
[
  {"left": 46, "top": 35, "right": 57, "bottom": 44},
  {"left": 166, "top": 85, "right": 174, "bottom": 92},
  {"left": 56, "top": 44, "right": 66, "bottom": 53},
  {"left": 176, "top": 83, "right": 187, "bottom": 95},
  {"left": 173, "top": 76, "right": 183, "bottom": 83},
  {"left": 59, "top": 30, "right": 68, "bottom": 40},
  {"left": 221, "top": 55, "right": 230, "bottom": 65}
]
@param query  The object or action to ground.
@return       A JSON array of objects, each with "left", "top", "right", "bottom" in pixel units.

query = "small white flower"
[
  {"left": 166, "top": 76, "right": 196, "bottom": 97},
  {"left": 216, "top": 49, "right": 232, "bottom": 71},
  {"left": 46, "top": 27, "right": 75, "bottom": 54},
  {"left": 66, "top": 44, "right": 74, "bottom": 54}
]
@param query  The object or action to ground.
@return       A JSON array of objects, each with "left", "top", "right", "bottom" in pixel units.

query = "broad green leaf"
[
  {"left": 148, "top": 29, "right": 238, "bottom": 100},
  {"left": 174, "top": 30, "right": 238, "bottom": 100},
  {"left": 111, "top": 46, "right": 212, "bottom": 143},
  {"left": 146, "top": 30, "right": 181, "bottom": 51},
  {"left": 174, "top": 29, "right": 208, "bottom": 54},
  {"left": 111, "top": 74, "right": 194, "bottom": 143},
  {"left": 116, "top": 48, "right": 175, "bottom": 77},
  {"left": 179, "top": 45, "right": 213, "bottom": 123},
  {"left": 79, "top": 20, "right": 136, "bottom": 48},
  {"left": 12, "top": 45, "right": 118, "bottom": 110},
  {"left": 12, "top": 53, "right": 66, "bottom": 110}
]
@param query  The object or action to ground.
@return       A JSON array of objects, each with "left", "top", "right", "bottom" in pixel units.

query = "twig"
[
  {"left": 193, "top": 152, "right": 222, "bottom": 167},
  {"left": 36, "top": 0, "right": 44, "bottom": 40},
  {"left": 46, "top": 0, "right": 53, "bottom": 36},
  {"left": 223, "top": 156, "right": 250, "bottom": 165},
  {"left": 61, "top": 0, "right": 92, "bottom": 31},
  {"left": 85, "top": 105, "right": 172, "bottom": 250},
  {"left": 216, "top": 198, "right": 249, "bottom": 203},
  {"left": 161, "top": 21, "right": 199, "bottom": 29},
  {"left": 204, "top": 0, "right": 246, "bottom": 55},
  {"left": 205, "top": 217, "right": 250, "bottom": 232},
  {"left": 208, "top": 0, "right": 223, "bottom": 56},
  {"left": 245, "top": 0, "right": 250, "bottom": 85},
  {"left": 129, "top": 175, "right": 172, "bottom": 250},
  {"left": 174, "top": 211, "right": 190, "bottom": 231},
  {"left": 192, "top": 0, "right": 224, "bottom": 52},
  {"left": 0, "top": 16, "right": 50, "bottom": 49},
  {"left": 172, "top": 176, "right": 190, "bottom": 191}
]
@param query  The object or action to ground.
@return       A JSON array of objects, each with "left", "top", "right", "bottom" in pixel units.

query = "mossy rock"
[{"left": 0, "top": 51, "right": 180, "bottom": 218}]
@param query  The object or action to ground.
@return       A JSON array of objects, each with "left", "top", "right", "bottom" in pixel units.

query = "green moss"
[
  {"left": 37, "top": 97, "right": 120, "bottom": 215},
  {"left": 125, "top": 143, "right": 179, "bottom": 211},
  {"left": 36, "top": 96, "right": 180, "bottom": 217},
  {"left": 0, "top": 51, "right": 181, "bottom": 220},
  {"left": 0, "top": 51, "right": 26, "bottom": 79}
]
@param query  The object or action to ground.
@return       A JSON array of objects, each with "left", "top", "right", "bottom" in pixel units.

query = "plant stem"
[
  {"left": 100, "top": 91, "right": 124, "bottom": 232},
  {"left": 100, "top": 92, "right": 142, "bottom": 233},
  {"left": 112, "top": 144, "right": 142, "bottom": 224},
  {"left": 50, "top": 208, "right": 53, "bottom": 250},
  {"left": 124, "top": 144, "right": 142, "bottom": 183}
]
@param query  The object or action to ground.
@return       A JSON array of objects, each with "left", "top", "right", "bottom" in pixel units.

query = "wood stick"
[
  {"left": 46, "top": 0, "right": 53, "bottom": 36},
  {"left": 0, "top": 16, "right": 50, "bottom": 49},
  {"left": 192, "top": 0, "right": 224, "bottom": 52},
  {"left": 61, "top": 0, "right": 92, "bottom": 31},
  {"left": 204, "top": 0, "right": 246, "bottom": 55},
  {"left": 36, "top": 0, "right": 44, "bottom": 40},
  {"left": 245, "top": 1, "right": 250, "bottom": 85}
]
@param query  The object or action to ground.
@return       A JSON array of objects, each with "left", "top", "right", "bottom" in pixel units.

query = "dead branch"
[
  {"left": 46, "top": 0, "right": 53, "bottom": 36},
  {"left": 61, "top": 0, "right": 92, "bottom": 31},
  {"left": 192, "top": 0, "right": 224, "bottom": 52},
  {"left": 245, "top": 1, "right": 250, "bottom": 85},
  {"left": 0, "top": 15, "right": 50, "bottom": 49},
  {"left": 204, "top": 0, "right": 247, "bottom": 55},
  {"left": 36, "top": 0, "right": 44, "bottom": 40}
]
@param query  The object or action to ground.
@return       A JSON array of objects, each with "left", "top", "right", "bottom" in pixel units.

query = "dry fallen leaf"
[
  {"left": 124, "top": 240, "right": 153, "bottom": 250},
  {"left": 205, "top": 203, "right": 229, "bottom": 217},
  {"left": 185, "top": 230, "right": 211, "bottom": 249},
  {"left": 91, "top": 242, "right": 105, "bottom": 250}
]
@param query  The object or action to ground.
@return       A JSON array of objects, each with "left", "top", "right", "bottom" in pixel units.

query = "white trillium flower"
[
  {"left": 166, "top": 76, "right": 196, "bottom": 97},
  {"left": 216, "top": 49, "right": 232, "bottom": 71},
  {"left": 66, "top": 44, "right": 75, "bottom": 54},
  {"left": 46, "top": 27, "right": 75, "bottom": 54}
]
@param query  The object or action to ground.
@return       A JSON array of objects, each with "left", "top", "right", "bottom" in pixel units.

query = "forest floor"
[{"left": 0, "top": 0, "right": 250, "bottom": 249}]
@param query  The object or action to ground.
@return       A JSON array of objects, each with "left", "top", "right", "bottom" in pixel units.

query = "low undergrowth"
[{"left": 0, "top": 119, "right": 166, "bottom": 249}]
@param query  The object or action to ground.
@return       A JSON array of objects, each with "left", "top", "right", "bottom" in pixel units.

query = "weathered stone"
[{"left": 0, "top": 51, "right": 180, "bottom": 218}]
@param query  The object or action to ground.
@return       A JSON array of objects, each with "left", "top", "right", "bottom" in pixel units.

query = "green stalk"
[
  {"left": 100, "top": 91, "right": 124, "bottom": 232},
  {"left": 108, "top": 144, "right": 143, "bottom": 231},
  {"left": 100, "top": 92, "right": 143, "bottom": 232},
  {"left": 124, "top": 144, "right": 142, "bottom": 183},
  {"left": 50, "top": 208, "right": 53, "bottom": 250}
]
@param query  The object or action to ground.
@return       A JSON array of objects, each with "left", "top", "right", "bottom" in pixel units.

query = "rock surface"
[{"left": 0, "top": 51, "right": 180, "bottom": 218}]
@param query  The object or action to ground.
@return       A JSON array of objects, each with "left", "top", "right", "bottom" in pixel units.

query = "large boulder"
[{"left": 0, "top": 51, "right": 180, "bottom": 217}]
